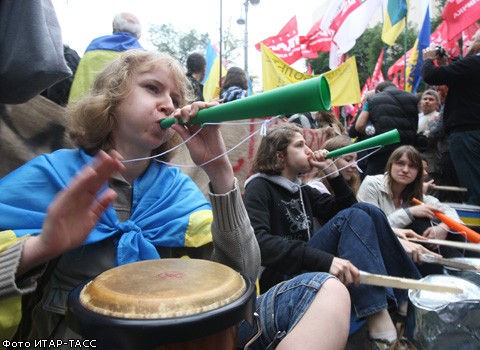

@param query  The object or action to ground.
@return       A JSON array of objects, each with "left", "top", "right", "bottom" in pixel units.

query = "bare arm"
[{"left": 354, "top": 110, "right": 370, "bottom": 134}]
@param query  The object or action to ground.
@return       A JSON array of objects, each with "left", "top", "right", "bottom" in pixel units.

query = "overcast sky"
[{"left": 51, "top": 0, "right": 328, "bottom": 77}]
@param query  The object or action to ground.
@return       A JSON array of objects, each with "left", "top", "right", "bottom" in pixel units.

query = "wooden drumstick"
[
  {"left": 407, "top": 237, "right": 480, "bottom": 253},
  {"left": 421, "top": 253, "right": 480, "bottom": 272},
  {"left": 432, "top": 185, "right": 468, "bottom": 192},
  {"left": 359, "top": 271, "right": 463, "bottom": 294},
  {"left": 412, "top": 198, "right": 480, "bottom": 243}
]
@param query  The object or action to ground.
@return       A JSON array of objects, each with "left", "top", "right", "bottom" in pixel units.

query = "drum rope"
[
  {"left": 120, "top": 118, "right": 384, "bottom": 174},
  {"left": 121, "top": 117, "right": 280, "bottom": 165}
]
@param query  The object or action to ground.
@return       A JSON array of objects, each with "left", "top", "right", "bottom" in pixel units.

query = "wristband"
[{"left": 404, "top": 207, "right": 414, "bottom": 221}]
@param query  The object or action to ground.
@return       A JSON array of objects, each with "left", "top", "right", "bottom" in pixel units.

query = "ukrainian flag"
[
  {"left": 202, "top": 42, "right": 226, "bottom": 102},
  {"left": 382, "top": 0, "right": 409, "bottom": 46},
  {"left": 405, "top": 4, "right": 430, "bottom": 93}
]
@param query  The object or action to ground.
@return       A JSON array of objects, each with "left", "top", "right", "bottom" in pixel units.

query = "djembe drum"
[
  {"left": 66, "top": 259, "right": 256, "bottom": 350},
  {"left": 405, "top": 275, "right": 480, "bottom": 349}
]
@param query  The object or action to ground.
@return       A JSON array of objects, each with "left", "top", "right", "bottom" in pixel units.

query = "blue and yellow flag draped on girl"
[{"left": 0, "top": 149, "right": 213, "bottom": 266}]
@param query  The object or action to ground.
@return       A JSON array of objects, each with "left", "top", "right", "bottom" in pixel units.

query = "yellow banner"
[
  {"left": 261, "top": 43, "right": 314, "bottom": 91},
  {"left": 323, "top": 57, "right": 361, "bottom": 106},
  {"left": 261, "top": 44, "right": 360, "bottom": 106}
]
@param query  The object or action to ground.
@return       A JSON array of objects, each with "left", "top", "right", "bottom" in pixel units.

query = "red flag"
[
  {"left": 441, "top": 0, "right": 480, "bottom": 41},
  {"left": 307, "top": 62, "right": 313, "bottom": 75},
  {"left": 255, "top": 16, "right": 302, "bottom": 64},
  {"left": 370, "top": 48, "right": 385, "bottom": 88},
  {"left": 388, "top": 48, "right": 412, "bottom": 77},
  {"left": 430, "top": 21, "right": 461, "bottom": 57},
  {"left": 391, "top": 72, "right": 400, "bottom": 89},
  {"left": 300, "top": 18, "right": 332, "bottom": 59},
  {"left": 331, "top": 106, "right": 340, "bottom": 119},
  {"left": 462, "top": 22, "right": 480, "bottom": 56}
]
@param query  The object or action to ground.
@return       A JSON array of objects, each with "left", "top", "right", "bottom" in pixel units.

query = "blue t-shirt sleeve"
[{"left": 362, "top": 101, "right": 370, "bottom": 111}]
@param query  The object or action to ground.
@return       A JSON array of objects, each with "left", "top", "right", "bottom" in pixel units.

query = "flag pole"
[
  {"left": 219, "top": 0, "right": 223, "bottom": 89},
  {"left": 403, "top": 16, "right": 407, "bottom": 90},
  {"left": 382, "top": 44, "right": 387, "bottom": 79}
]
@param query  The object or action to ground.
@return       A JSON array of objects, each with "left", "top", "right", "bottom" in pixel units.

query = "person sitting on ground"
[
  {"left": 0, "top": 50, "right": 351, "bottom": 350},
  {"left": 357, "top": 145, "right": 473, "bottom": 275},
  {"left": 306, "top": 135, "right": 360, "bottom": 196},
  {"left": 306, "top": 136, "right": 435, "bottom": 265},
  {"left": 243, "top": 123, "right": 421, "bottom": 350},
  {"left": 303, "top": 135, "right": 361, "bottom": 233},
  {"left": 0, "top": 151, "right": 122, "bottom": 343}
]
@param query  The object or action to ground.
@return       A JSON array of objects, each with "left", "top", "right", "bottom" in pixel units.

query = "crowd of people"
[
  {"left": 0, "top": 49, "right": 348, "bottom": 350},
  {"left": 1, "top": 4, "right": 480, "bottom": 349}
]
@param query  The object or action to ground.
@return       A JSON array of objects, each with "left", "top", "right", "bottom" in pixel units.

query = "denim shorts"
[{"left": 237, "top": 272, "right": 334, "bottom": 349}]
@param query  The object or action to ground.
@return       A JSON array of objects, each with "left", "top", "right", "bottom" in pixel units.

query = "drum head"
[
  {"left": 79, "top": 259, "right": 246, "bottom": 318},
  {"left": 66, "top": 259, "right": 255, "bottom": 349},
  {"left": 444, "top": 258, "right": 480, "bottom": 287},
  {"left": 408, "top": 275, "right": 480, "bottom": 310}
]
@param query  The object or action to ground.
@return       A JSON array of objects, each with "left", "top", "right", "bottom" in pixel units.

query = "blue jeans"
[
  {"left": 237, "top": 272, "right": 333, "bottom": 350},
  {"left": 308, "top": 202, "right": 421, "bottom": 319},
  {"left": 449, "top": 131, "right": 480, "bottom": 205}
]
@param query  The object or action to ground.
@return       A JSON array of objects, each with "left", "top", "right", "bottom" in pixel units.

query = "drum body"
[
  {"left": 444, "top": 258, "right": 480, "bottom": 287},
  {"left": 66, "top": 259, "right": 255, "bottom": 350},
  {"left": 445, "top": 202, "right": 480, "bottom": 230},
  {"left": 405, "top": 275, "right": 480, "bottom": 350}
]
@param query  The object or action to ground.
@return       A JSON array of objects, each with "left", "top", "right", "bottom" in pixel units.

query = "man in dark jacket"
[
  {"left": 355, "top": 81, "right": 418, "bottom": 175},
  {"left": 421, "top": 31, "right": 480, "bottom": 205},
  {"left": 186, "top": 53, "right": 206, "bottom": 102}
]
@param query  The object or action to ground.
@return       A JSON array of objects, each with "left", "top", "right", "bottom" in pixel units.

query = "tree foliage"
[
  {"left": 148, "top": 24, "right": 210, "bottom": 65},
  {"left": 147, "top": 24, "right": 242, "bottom": 68}
]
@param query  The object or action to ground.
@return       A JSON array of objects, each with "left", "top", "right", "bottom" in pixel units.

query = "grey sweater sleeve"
[
  {"left": 208, "top": 178, "right": 261, "bottom": 282},
  {"left": 0, "top": 241, "right": 46, "bottom": 300}
]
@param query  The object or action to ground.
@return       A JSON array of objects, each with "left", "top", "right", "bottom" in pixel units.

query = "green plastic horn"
[
  {"left": 160, "top": 75, "right": 331, "bottom": 128},
  {"left": 326, "top": 129, "right": 401, "bottom": 159}
]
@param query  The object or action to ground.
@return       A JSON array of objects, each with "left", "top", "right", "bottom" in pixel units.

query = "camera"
[{"left": 435, "top": 45, "right": 447, "bottom": 58}]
